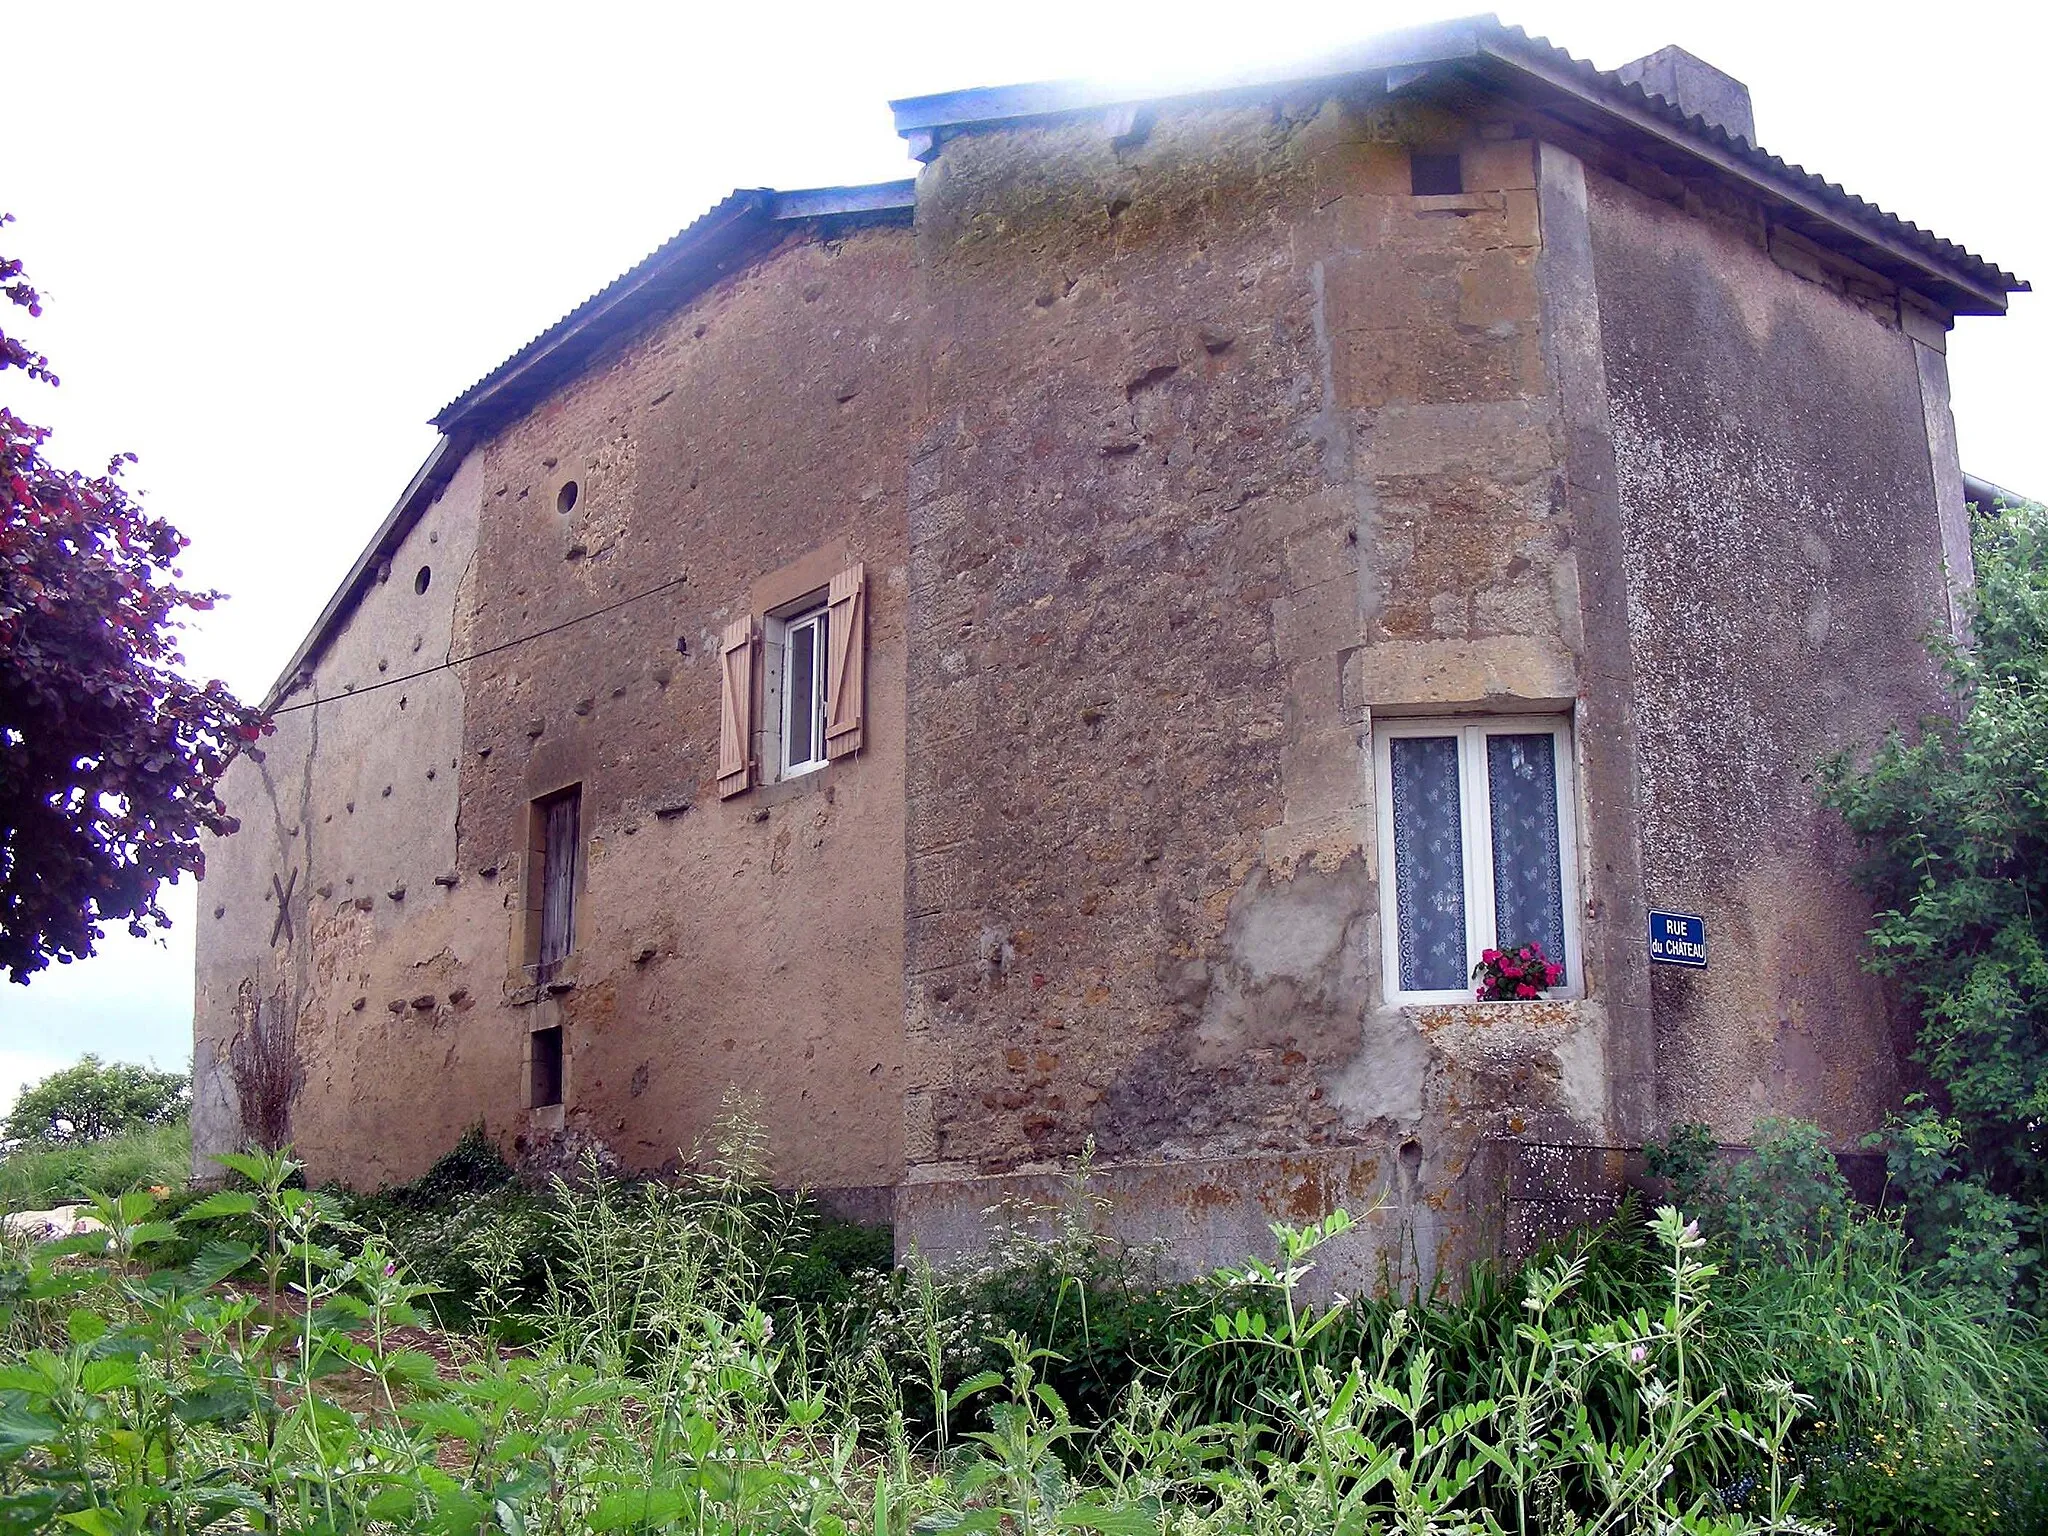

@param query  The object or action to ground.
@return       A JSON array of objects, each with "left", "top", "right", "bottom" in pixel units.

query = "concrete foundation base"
[{"left": 896, "top": 1143, "right": 1500, "bottom": 1299}]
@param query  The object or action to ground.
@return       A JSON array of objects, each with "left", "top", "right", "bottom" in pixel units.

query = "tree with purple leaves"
[{"left": 0, "top": 215, "right": 266, "bottom": 983}]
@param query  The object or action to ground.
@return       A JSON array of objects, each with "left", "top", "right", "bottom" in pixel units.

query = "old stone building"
[{"left": 193, "top": 17, "right": 2025, "bottom": 1289}]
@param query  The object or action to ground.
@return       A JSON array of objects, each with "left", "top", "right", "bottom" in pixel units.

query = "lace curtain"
[
  {"left": 1486, "top": 733, "right": 1567, "bottom": 983},
  {"left": 1389, "top": 735, "right": 1468, "bottom": 992}
]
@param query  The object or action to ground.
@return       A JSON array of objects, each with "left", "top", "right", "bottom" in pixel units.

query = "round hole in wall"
[
  {"left": 414, "top": 565, "right": 431, "bottom": 594},
  {"left": 556, "top": 480, "right": 579, "bottom": 515}
]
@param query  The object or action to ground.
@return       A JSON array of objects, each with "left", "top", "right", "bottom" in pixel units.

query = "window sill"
[
  {"left": 1400, "top": 997, "right": 1586, "bottom": 1026},
  {"left": 507, "top": 972, "right": 577, "bottom": 1007},
  {"left": 749, "top": 761, "right": 842, "bottom": 810},
  {"left": 1411, "top": 191, "right": 1505, "bottom": 216}
]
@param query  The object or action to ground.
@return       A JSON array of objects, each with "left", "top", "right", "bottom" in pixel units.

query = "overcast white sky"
[{"left": 1, "top": 0, "right": 2042, "bottom": 1109}]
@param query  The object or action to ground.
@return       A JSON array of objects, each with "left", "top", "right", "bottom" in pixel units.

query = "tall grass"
[
  {"left": 25, "top": 1103, "right": 2030, "bottom": 1534},
  {"left": 0, "top": 1119, "right": 187, "bottom": 1209},
  {"left": 1707, "top": 1222, "right": 2048, "bottom": 1530},
  {"left": 0, "top": 1146, "right": 1826, "bottom": 1536}
]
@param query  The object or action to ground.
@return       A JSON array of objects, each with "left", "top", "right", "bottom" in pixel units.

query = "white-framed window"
[
  {"left": 765, "top": 600, "right": 830, "bottom": 780},
  {"left": 716, "top": 563, "right": 866, "bottom": 801},
  {"left": 1372, "top": 716, "right": 1582, "bottom": 1005}
]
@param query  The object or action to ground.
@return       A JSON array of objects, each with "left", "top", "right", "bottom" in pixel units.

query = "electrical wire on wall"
[{"left": 265, "top": 571, "right": 692, "bottom": 718}]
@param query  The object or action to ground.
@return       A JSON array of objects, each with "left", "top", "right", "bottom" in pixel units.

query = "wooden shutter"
[
  {"left": 825, "top": 563, "right": 866, "bottom": 759},
  {"left": 717, "top": 616, "right": 756, "bottom": 798},
  {"left": 537, "top": 790, "right": 579, "bottom": 983}
]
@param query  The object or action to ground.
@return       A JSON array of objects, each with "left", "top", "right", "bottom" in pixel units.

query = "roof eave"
[
  {"left": 1467, "top": 33, "right": 2017, "bottom": 317},
  {"left": 888, "top": 17, "right": 2022, "bottom": 317},
  {"left": 430, "top": 189, "right": 777, "bottom": 438},
  {"left": 430, "top": 180, "right": 920, "bottom": 443},
  {"left": 261, "top": 434, "right": 459, "bottom": 712},
  {"left": 888, "top": 16, "right": 1488, "bottom": 136}
]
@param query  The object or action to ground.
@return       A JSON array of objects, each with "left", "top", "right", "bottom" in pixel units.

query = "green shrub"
[
  {"left": 1820, "top": 494, "right": 2048, "bottom": 1302},
  {"left": 1648, "top": 1118, "right": 2048, "bottom": 1533},
  {"left": 8, "top": 1106, "right": 2023, "bottom": 1534},
  {"left": 337, "top": 1109, "right": 894, "bottom": 1339},
  {"left": 1647, "top": 1117, "right": 1856, "bottom": 1262},
  {"left": 361, "top": 1120, "right": 516, "bottom": 1209},
  {"left": 2, "top": 1054, "right": 187, "bottom": 1144},
  {"left": 0, "top": 1160, "right": 1825, "bottom": 1536},
  {"left": 776, "top": 1207, "right": 893, "bottom": 1309}
]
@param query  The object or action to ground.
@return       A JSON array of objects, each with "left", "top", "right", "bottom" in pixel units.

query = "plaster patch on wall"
[
  {"left": 1232, "top": 868, "right": 1353, "bottom": 984},
  {"left": 1588, "top": 169, "right": 1943, "bottom": 1148},
  {"left": 1191, "top": 853, "right": 1374, "bottom": 1065},
  {"left": 1327, "top": 1007, "right": 1428, "bottom": 1126},
  {"left": 1553, "top": 1011, "right": 1607, "bottom": 1129}
]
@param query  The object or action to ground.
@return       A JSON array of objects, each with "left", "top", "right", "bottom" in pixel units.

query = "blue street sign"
[{"left": 1648, "top": 910, "right": 1707, "bottom": 968}]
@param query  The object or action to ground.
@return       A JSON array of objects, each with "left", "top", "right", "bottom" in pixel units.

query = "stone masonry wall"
[
  {"left": 193, "top": 453, "right": 483, "bottom": 1183},
  {"left": 197, "top": 77, "right": 1969, "bottom": 1277},
  {"left": 899, "top": 87, "right": 1625, "bottom": 1288},
  {"left": 457, "top": 224, "right": 920, "bottom": 1197}
]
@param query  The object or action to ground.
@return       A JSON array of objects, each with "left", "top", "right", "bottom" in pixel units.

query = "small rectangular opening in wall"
[
  {"left": 530, "top": 1026, "right": 563, "bottom": 1109},
  {"left": 529, "top": 786, "right": 580, "bottom": 983},
  {"left": 1410, "top": 151, "right": 1463, "bottom": 196}
]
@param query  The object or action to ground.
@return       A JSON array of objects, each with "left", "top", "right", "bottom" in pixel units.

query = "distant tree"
[
  {"left": 0, "top": 214, "right": 266, "bottom": 982},
  {"left": 4, "top": 1053, "right": 188, "bottom": 1143}
]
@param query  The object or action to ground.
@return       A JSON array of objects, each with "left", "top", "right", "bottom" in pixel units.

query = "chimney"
[{"left": 1614, "top": 45, "right": 1756, "bottom": 145}]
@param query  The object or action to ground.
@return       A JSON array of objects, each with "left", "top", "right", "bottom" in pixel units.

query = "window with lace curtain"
[{"left": 1372, "top": 717, "right": 1582, "bottom": 1005}]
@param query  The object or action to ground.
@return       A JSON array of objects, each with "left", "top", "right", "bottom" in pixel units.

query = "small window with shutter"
[
  {"left": 824, "top": 562, "right": 866, "bottom": 759},
  {"left": 527, "top": 786, "right": 580, "bottom": 984},
  {"left": 721, "top": 559, "right": 867, "bottom": 796},
  {"left": 716, "top": 617, "right": 756, "bottom": 799}
]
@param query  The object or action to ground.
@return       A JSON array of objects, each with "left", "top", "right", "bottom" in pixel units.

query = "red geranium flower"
[{"left": 1471, "top": 939, "right": 1563, "bottom": 1002}]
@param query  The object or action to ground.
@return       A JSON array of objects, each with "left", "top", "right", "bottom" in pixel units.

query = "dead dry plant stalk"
[{"left": 229, "top": 981, "right": 305, "bottom": 1151}]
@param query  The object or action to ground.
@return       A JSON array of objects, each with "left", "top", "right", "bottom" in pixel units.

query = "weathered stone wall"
[
  {"left": 899, "top": 90, "right": 1620, "bottom": 1285},
  {"left": 196, "top": 224, "right": 920, "bottom": 1199},
  {"left": 193, "top": 453, "right": 483, "bottom": 1181},
  {"left": 197, "top": 71, "right": 1973, "bottom": 1270},
  {"left": 1583, "top": 166, "right": 1957, "bottom": 1144}
]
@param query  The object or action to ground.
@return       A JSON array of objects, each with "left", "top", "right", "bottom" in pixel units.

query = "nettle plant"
[
  {"left": 0, "top": 1124, "right": 1834, "bottom": 1536},
  {"left": 1472, "top": 940, "right": 1564, "bottom": 1001}
]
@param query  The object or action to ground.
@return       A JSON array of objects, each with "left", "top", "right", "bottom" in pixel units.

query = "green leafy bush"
[
  {"left": 10, "top": 1103, "right": 2028, "bottom": 1533},
  {"left": 1647, "top": 1118, "right": 1855, "bottom": 1263},
  {"left": 339, "top": 1108, "right": 893, "bottom": 1340},
  {"left": 0, "top": 1151, "right": 1828, "bottom": 1536},
  {"left": 1820, "top": 493, "right": 2048, "bottom": 1299},
  {"left": 1647, "top": 1119, "right": 2048, "bottom": 1534},
  {"left": 3, "top": 1054, "right": 187, "bottom": 1144}
]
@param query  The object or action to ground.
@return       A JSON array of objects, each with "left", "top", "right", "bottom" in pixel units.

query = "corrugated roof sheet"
[
  {"left": 432, "top": 189, "right": 770, "bottom": 432},
  {"left": 432, "top": 181, "right": 915, "bottom": 434},
  {"left": 1487, "top": 21, "right": 2024, "bottom": 299}
]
